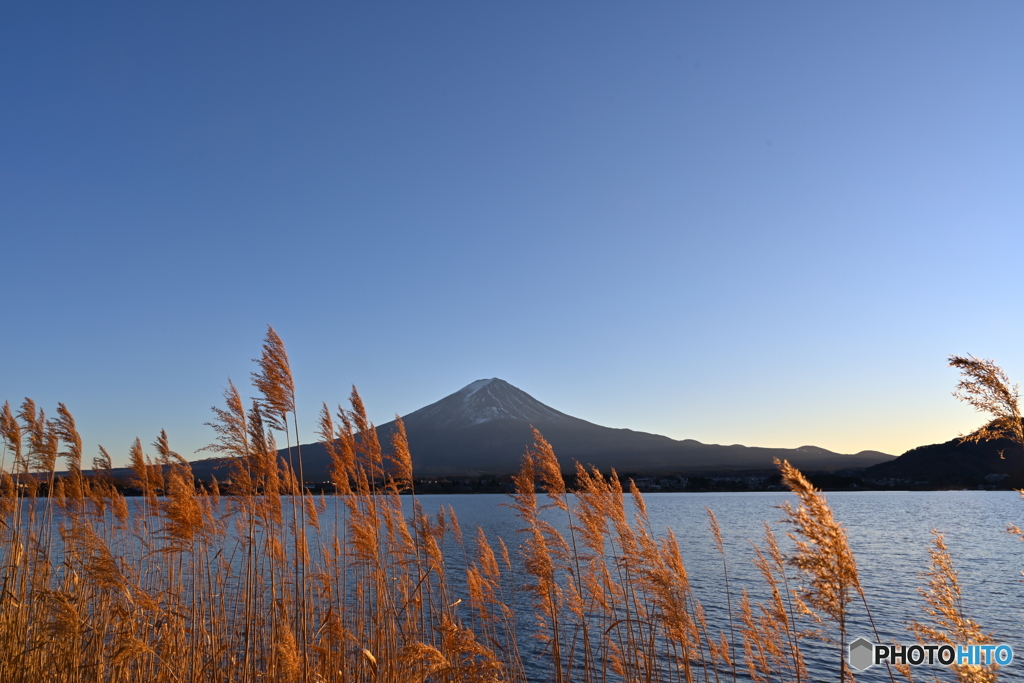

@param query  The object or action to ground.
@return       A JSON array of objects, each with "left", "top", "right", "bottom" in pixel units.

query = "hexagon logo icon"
[{"left": 848, "top": 637, "right": 874, "bottom": 671}]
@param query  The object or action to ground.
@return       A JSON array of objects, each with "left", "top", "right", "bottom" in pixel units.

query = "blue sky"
[{"left": 3, "top": 2, "right": 1023, "bottom": 466}]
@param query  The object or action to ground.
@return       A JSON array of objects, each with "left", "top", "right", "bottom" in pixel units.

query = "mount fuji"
[{"left": 263, "top": 378, "right": 894, "bottom": 479}]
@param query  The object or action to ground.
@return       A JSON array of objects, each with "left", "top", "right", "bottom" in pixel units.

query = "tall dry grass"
[{"left": 0, "top": 334, "right": 1012, "bottom": 681}]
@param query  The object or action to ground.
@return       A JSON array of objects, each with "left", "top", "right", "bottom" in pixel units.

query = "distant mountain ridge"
[{"left": 187, "top": 378, "right": 893, "bottom": 480}]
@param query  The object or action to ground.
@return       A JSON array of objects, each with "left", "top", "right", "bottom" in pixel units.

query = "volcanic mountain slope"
[{"left": 240, "top": 378, "right": 894, "bottom": 480}]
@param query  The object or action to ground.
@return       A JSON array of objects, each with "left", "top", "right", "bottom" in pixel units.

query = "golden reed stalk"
[{"left": 0, "top": 338, "right": 1013, "bottom": 681}]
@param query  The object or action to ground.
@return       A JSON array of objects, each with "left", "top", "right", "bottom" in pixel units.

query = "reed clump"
[
  {"left": 0, "top": 334, "right": 1011, "bottom": 681},
  {"left": 905, "top": 532, "right": 998, "bottom": 683}
]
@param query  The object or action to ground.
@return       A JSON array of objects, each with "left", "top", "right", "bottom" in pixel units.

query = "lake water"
[
  {"left": 36, "top": 489, "right": 1024, "bottom": 681},
  {"left": 409, "top": 490, "right": 1024, "bottom": 682}
]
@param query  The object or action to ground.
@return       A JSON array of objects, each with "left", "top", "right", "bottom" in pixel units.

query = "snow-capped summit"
[
  {"left": 404, "top": 378, "right": 572, "bottom": 429},
  {"left": 461, "top": 378, "right": 494, "bottom": 397}
]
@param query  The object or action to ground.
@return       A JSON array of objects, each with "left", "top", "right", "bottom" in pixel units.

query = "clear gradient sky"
[{"left": 3, "top": 3, "right": 1023, "bottom": 467}]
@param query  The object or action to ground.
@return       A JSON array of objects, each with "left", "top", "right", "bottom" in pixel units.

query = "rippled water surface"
[
  {"left": 413, "top": 490, "right": 1024, "bottom": 681},
  {"left": 46, "top": 490, "right": 1019, "bottom": 680}
]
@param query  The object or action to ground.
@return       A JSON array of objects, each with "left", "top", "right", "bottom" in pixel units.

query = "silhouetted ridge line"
[{"left": 181, "top": 379, "right": 893, "bottom": 480}]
